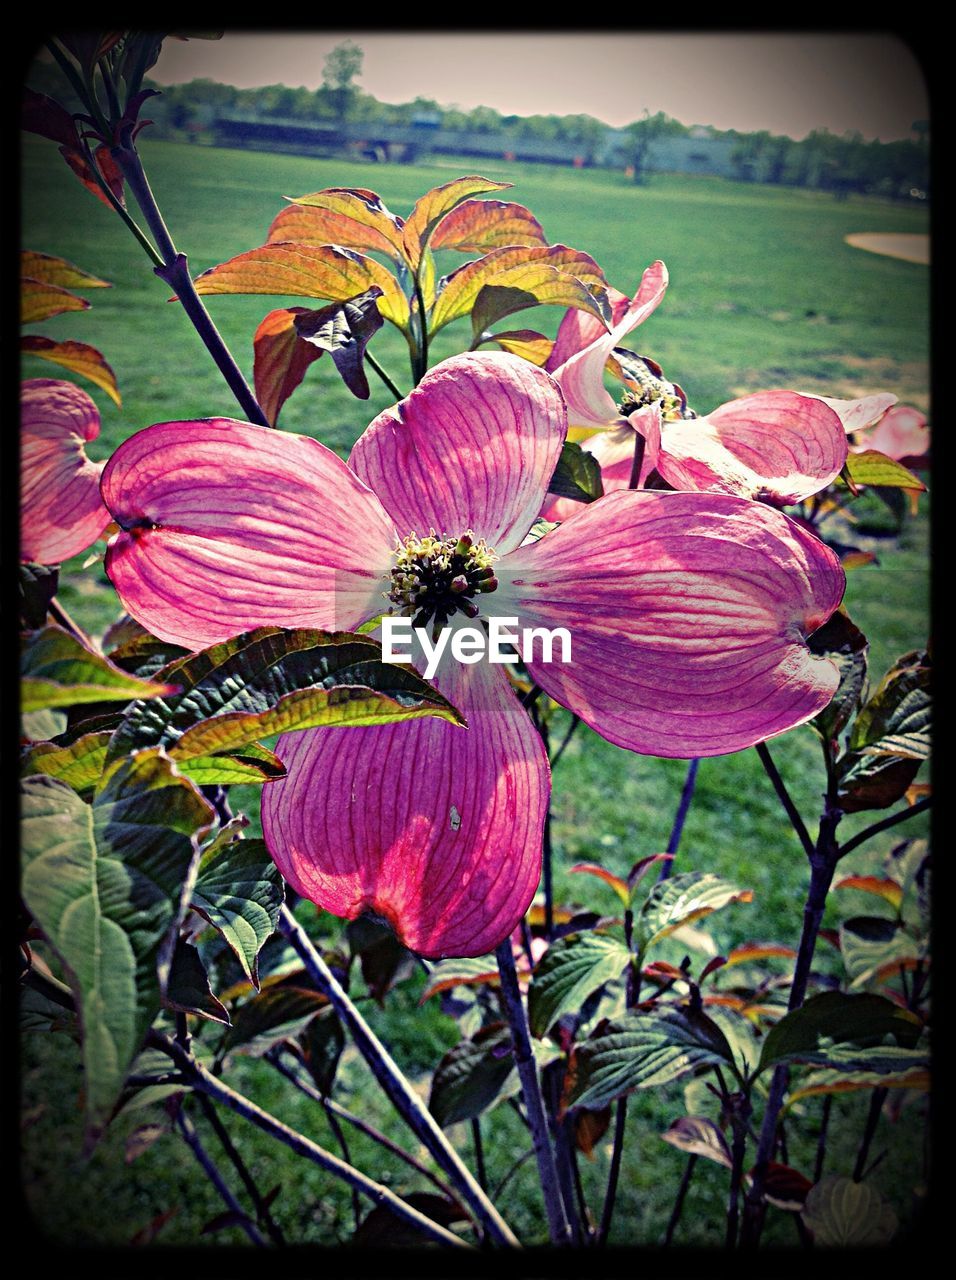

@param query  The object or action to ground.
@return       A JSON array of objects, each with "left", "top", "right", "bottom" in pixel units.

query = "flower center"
[
  {"left": 388, "top": 531, "right": 498, "bottom": 632},
  {"left": 616, "top": 352, "right": 696, "bottom": 422}
]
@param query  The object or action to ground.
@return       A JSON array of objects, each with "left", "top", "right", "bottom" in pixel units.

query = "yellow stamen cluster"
[
  {"left": 388, "top": 530, "right": 499, "bottom": 632},
  {"left": 617, "top": 354, "right": 695, "bottom": 422}
]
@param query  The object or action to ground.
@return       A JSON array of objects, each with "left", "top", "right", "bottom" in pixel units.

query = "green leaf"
[
  {"left": 807, "top": 609, "right": 869, "bottom": 741},
  {"left": 757, "top": 991, "right": 923, "bottom": 1075},
  {"left": 419, "top": 956, "right": 500, "bottom": 1002},
  {"left": 839, "top": 917, "right": 921, "bottom": 988},
  {"left": 20, "top": 752, "right": 215, "bottom": 1144},
  {"left": 191, "top": 833, "right": 285, "bottom": 989},
  {"left": 528, "top": 932, "right": 630, "bottom": 1038},
  {"left": 220, "top": 984, "right": 329, "bottom": 1058},
  {"left": 105, "top": 626, "right": 465, "bottom": 766},
  {"left": 20, "top": 984, "right": 79, "bottom": 1037},
  {"left": 22, "top": 625, "right": 179, "bottom": 712},
  {"left": 470, "top": 270, "right": 609, "bottom": 341},
  {"left": 176, "top": 746, "right": 287, "bottom": 787},
  {"left": 847, "top": 650, "right": 930, "bottom": 760},
  {"left": 347, "top": 916, "right": 416, "bottom": 1004},
  {"left": 566, "top": 1005, "right": 738, "bottom": 1110},
  {"left": 547, "top": 442, "right": 605, "bottom": 504},
  {"left": 19, "top": 563, "right": 58, "bottom": 629},
  {"left": 660, "top": 1115, "right": 732, "bottom": 1169},
  {"left": 802, "top": 1176, "right": 897, "bottom": 1245},
  {"left": 21, "top": 730, "right": 113, "bottom": 797},
  {"left": 293, "top": 287, "right": 385, "bottom": 400},
  {"left": 428, "top": 1023, "right": 519, "bottom": 1127},
  {"left": 163, "top": 939, "right": 230, "bottom": 1024},
  {"left": 635, "top": 872, "right": 753, "bottom": 956},
  {"left": 784, "top": 1063, "right": 930, "bottom": 1108},
  {"left": 844, "top": 449, "right": 926, "bottom": 491}
]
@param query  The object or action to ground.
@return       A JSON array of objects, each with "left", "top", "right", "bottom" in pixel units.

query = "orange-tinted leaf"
[
  {"left": 59, "top": 143, "right": 126, "bottom": 209},
  {"left": 484, "top": 329, "right": 555, "bottom": 366},
  {"left": 419, "top": 956, "right": 499, "bottom": 1003},
  {"left": 569, "top": 862, "right": 630, "bottom": 906},
  {"left": 841, "top": 549, "right": 878, "bottom": 569},
  {"left": 834, "top": 876, "right": 904, "bottom": 912},
  {"left": 193, "top": 243, "right": 410, "bottom": 331},
  {"left": 430, "top": 199, "right": 548, "bottom": 253},
  {"left": 252, "top": 307, "right": 323, "bottom": 426},
  {"left": 787, "top": 1067, "right": 930, "bottom": 1106},
  {"left": 760, "top": 1162, "right": 814, "bottom": 1210},
  {"left": 21, "top": 278, "right": 90, "bottom": 325},
  {"left": 725, "top": 942, "right": 798, "bottom": 968},
  {"left": 22, "top": 87, "right": 79, "bottom": 148},
  {"left": 431, "top": 244, "right": 609, "bottom": 334},
  {"left": 661, "top": 1115, "right": 732, "bottom": 1169},
  {"left": 21, "top": 336, "right": 121, "bottom": 406},
  {"left": 272, "top": 189, "right": 406, "bottom": 262},
  {"left": 573, "top": 1106, "right": 611, "bottom": 1159},
  {"left": 905, "top": 782, "right": 931, "bottom": 805},
  {"left": 527, "top": 903, "right": 576, "bottom": 930},
  {"left": 21, "top": 252, "right": 111, "bottom": 290},
  {"left": 402, "top": 176, "right": 512, "bottom": 270},
  {"left": 873, "top": 955, "right": 923, "bottom": 983}
]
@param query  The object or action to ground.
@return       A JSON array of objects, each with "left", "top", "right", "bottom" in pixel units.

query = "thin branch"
[
  {"left": 838, "top": 797, "right": 931, "bottom": 860},
  {"left": 660, "top": 757, "right": 700, "bottom": 880},
  {"left": 196, "top": 1093, "right": 286, "bottom": 1246},
  {"left": 814, "top": 1095, "right": 833, "bottom": 1183},
  {"left": 175, "top": 1106, "right": 267, "bottom": 1247},
  {"left": 471, "top": 1118, "right": 487, "bottom": 1194},
  {"left": 661, "top": 1154, "right": 697, "bottom": 1246},
  {"left": 365, "top": 350, "right": 404, "bottom": 401},
  {"left": 152, "top": 1031, "right": 472, "bottom": 1250},
  {"left": 853, "top": 1088, "right": 888, "bottom": 1181},
  {"left": 492, "top": 1148, "right": 536, "bottom": 1202},
  {"left": 596, "top": 1097, "right": 627, "bottom": 1246},
  {"left": 495, "top": 942, "right": 572, "bottom": 1245},
  {"left": 754, "top": 742, "right": 816, "bottom": 860},
  {"left": 627, "top": 430, "right": 647, "bottom": 491},
  {"left": 549, "top": 713, "right": 581, "bottom": 771},
  {"left": 278, "top": 905, "right": 517, "bottom": 1246},
  {"left": 48, "top": 597, "right": 94, "bottom": 649}
]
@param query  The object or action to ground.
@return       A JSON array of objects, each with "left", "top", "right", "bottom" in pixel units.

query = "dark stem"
[
  {"left": 596, "top": 1097, "right": 627, "bottom": 1246},
  {"left": 110, "top": 142, "right": 270, "bottom": 428},
  {"left": 544, "top": 1066, "right": 582, "bottom": 1243},
  {"left": 471, "top": 1118, "right": 487, "bottom": 1193},
  {"left": 267, "top": 1050, "right": 464, "bottom": 1207},
  {"left": 660, "top": 757, "right": 700, "bottom": 880},
  {"left": 740, "top": 806, "right": 842, "bottom": 1248},
  {"left": 662, "top": 1154, "right": 697, "bottom": 1246},
  {"left": 568, "top": 1133, "right": 592, "bottom": 1241},
  {"left": 550, "top": 714, "right": 581, "bottom": 771},
  {"left": 175, "top": 1106, "right": 267, "bottom": 1247},
  {"left": 412, "top": 276, "right": 430, "bottom": 384},
  {"left": 494, "top": 941, "right": 572, "bottom": 1245},
  {"left": 365, "top": 350, "right": 404, "bottom": 401},
  {"left": 853, "top": 1088, "right": 888, "bottom": 1181},
  {"left": 754, "top": 742, "right": 816, "bottom": 860},
  {"left": 196, "top": 1093, "right": 286, "bottom": 1246},
  {"left": 45, "top": 39, "right": 110, "bottom": 135},
  {"left": 492, "top": 1149, "right": 536, "bottom": 1201},
  {"left": 838, "top": 798, "right": 931, "bottom": 860},
  {"left": 814, "top": 1094, "right": 833, "bottom": 1183},
  {"left": 627, "top": 430, "right": 647, "bottom": 490},
  {"left": 776, "top": 1118, "right": 789, "bottom": 1165},
  {"left": 77, "top": 131, "right": 163, "bottom": 264},
  {"left": 48, "top": 597, "right": 93, "bottom": 648},
  {"left": 323, "top": 1098, "right": 363, "bottom": 1231},
  {"left": 151, "top": 1031, "right": 473, "bottom": 1250},
  {"left": 278, "top": 906, "right": 517, "bottom": 1246},
  {"left": 725, "top": 1100, "right": 751, "bottom": 1250}
]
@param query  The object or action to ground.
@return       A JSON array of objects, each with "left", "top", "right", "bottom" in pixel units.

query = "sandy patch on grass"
[{"left": 845, "top": 233, "right": 930, "bottom": 265}]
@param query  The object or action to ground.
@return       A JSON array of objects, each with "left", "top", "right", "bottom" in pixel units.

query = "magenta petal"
[
  {"left": 20, "top": 378, "right": 110, "bottom": 564},
  {"left": 550, "top": 262, "right": 669, "bottom": 428},
  {"left": 656, "top": 392, "right": 848, "bottom": 504},
  {"left": 101, "top": 418, "right": 397, "bottom": 649},
  {"left": 861, "top": 404, "right": 929, "bottom": 464},
  {"left": 540, "top": 405, "right": 662, "bottom": 523},
  {"left": 495, "top": 490, "right": 844, "bottom": 758},
  {"left": 545, "top": 285, "right": 632, "bottom": 372},
  {"left": 262, "top": 655, "right": 549, "bottom": 958},
  {"left": 349, "top": 352, "right": 566, "bottom": 554}
]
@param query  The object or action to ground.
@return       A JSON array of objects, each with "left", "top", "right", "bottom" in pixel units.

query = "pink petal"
[
  {"left": 494, "top": 490, "right": 844, "bottom": 758},
  {"left": 811, "top": 392, "right": 898, "bottom": 436},
  {"left": 545, "top": 285, "right": 632, "bottom": 372},
  {"left": 540, "top": 405, "right": 662, "bottom": 523},
  {"left": 862, "top": 404, "right": 929, "bottom": 464},
  {"left": 655, "top": 392, "right": 848, "bottom": 504},
  {"left": 262, "top": 652, "right": 549, "bottom": 958},
  {"left": 101, "top": 418, "right": 397, "bottom": 649},
  {"left": 550, "top": 262, "right": 669, "bottom": 428},
  {"left": 20, "top": 378, "right": 110, "bottom": 564},
  {"left": 349, "top": 352, "right": 566, "bottom": 554}
]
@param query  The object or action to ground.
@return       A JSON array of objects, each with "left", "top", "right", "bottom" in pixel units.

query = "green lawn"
[{"left": 20, "top": 139, "right": 930, "bottom": 1249}]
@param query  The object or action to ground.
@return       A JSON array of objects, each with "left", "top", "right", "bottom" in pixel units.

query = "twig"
[
  {"left": 549, "top": 713, "right": 581, "bottom": 770},
  {"left": 278, "top": 905, "right": 517, "bottom": 1246},
  {"left": 152, "top": 1031, "right": 472, "bottom": 1250},
  {"left": 48, "top": 598, "right": 94, "bottom": 649},
  {"left": 661, "top": 1154, "right": 697, "bottom": 1246},
  {"left": 596, "top": 1098, "right": 627, "bottom": 1245},
  {"left": 754, "top": 742, "right": 816, "bottom": 860},
  {"left": 175, "top": 1106, "right": 267, "bottom": 1247},
  {"left": 853, "top": 1088, "right": 888, "bottom": 1181},
  {"left": 495, "top": 942, "right": 572, "bottom": 1245},
  {"left": 838, "top": 798, "right": 931, "bottom": 860},
  {"left": 366, "top": 351, "right": 404, "bottom": 401},
  {"left": 196, "top": 1093, "right": 286, "bottom": 1246},
  {"left": 471, "top": 1118, "right": 488, "bottom": 1193},
  {"left": 814, "top": 1095, "right": 833, "bottom": 1183},
  {"left": 660, "top": 757, "right": 700, "bottom": 880}
]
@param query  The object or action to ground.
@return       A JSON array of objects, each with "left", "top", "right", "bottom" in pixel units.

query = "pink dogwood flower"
[
  {"left": 542, "top": 263, "right": 849, "bottom": 519},
  {"left": 20, "top": 378, "right": 111, "bottom": 563},
  {"left": 100, "top": 352, "right": 843, "bottom": 957},
  {"left": 811, "top": 393, "right": 929, "bottom": 468}
]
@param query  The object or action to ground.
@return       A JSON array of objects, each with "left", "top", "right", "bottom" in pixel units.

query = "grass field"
[{"left": 20, "top": 139, "right": 931, "bottom": 1249}]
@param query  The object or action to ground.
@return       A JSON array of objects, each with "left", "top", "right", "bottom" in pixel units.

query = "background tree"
[{"left": 322, "top": 39, "right": 364, "bottom": 122}]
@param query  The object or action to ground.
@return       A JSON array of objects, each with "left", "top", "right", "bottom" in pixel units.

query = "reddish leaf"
[
  {"left": 193, "top": 243, "right": 409, "bottom": 330},
  {"left": 760, "top": 1161, "right": 814, "bottom": 1210},
  {"left": 21, "top": 251, "right": 111, "bottom": 290},
  {"left": 402, "top": 176, "right": 512, "bottom": 269},
  {"left": 430, "top": 199, "right": 548, "bottom": 253},
  {"left": 834, "top": 876, "right": 904, "bottom": 912},
  {"left": 725, "top": 942, "right": 798, "bottom": 968},
  {"left": 661, "top": 1115, "right": 732, "bottom": 1169},
  {"left": 253, "top": 307, "right": 324, "bottom": 426},
  {"left": 129, "top": 1207, "right": 178, "bottom": 1246},
  {"left": 21, "top": 278, "right": 89, "bottom": 325},
  {"left": 419, "top": 956, "right": 500, "bottom": 1003},
  {"left": 125, "top": 1122, "right": 167, "bottom": 1164},
  {"left": 284, "top": 187, "right": 407, "bottom": 261},
  {"left": 354, "top": 1192, "right": 468, "bottom": 1246},
  {"left": 573, "top": 1106, "right": 612, "bottom": 1159},
  {"left": 22, "top": 88, "right": 81, "bottom": 147},
  {"left": 59, "top": 142, "right": 126, "bottom": 209},
  {"left": 569, "top": 861, "right": 630, "bottom": 905},
  {"left": 21, "top": 336, "right": 121, "bottom": 406}
]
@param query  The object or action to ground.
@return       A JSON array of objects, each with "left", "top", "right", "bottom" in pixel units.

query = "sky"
[{"left": 150, "top": 32, "right": 929, "bottom": 142}]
